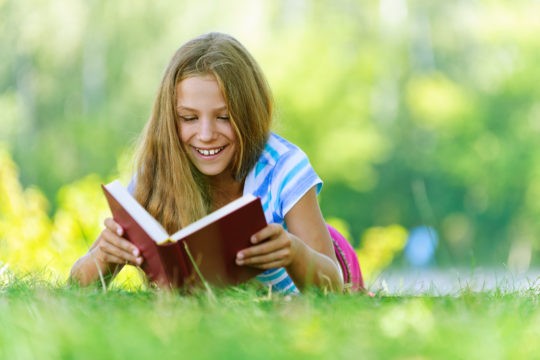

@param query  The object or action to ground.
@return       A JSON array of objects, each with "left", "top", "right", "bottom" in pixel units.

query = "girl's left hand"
[{"left": 235, "top": 223, "right": 299, "bottom": 269}]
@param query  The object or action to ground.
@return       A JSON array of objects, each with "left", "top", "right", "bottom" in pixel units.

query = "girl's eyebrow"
[{"left": 176, "top": 105, "right": 228, "bottom": 112}]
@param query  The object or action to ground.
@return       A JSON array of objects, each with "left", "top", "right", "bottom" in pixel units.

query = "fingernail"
[
  {"left": 237, "top": 252, "right": 244, "bottom": 259},
  {"left": 136, "top": 257, "right": 143, "bottom": 265},
  {"left": 132, "top": 248, "right": 140, "bottom": 256},
  {"left": 117, "top": 227, "right": 123, "bottom": 236},
  {"left": 251, "top": 236, "right": 257, "bottom": 244}
]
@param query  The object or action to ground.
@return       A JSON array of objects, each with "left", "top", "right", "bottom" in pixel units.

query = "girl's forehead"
[{"left": 176, "top": 75, "right": 227, "bottom": 109}]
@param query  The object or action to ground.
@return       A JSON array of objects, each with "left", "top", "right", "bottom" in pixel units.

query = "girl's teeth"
[{"left": 198, "top": 147, "right": 223, "bottom": 156}]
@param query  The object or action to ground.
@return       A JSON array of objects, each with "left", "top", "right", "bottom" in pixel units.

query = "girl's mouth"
[{"left": 195, "top": 146, "right": 225, "bottom": 156}]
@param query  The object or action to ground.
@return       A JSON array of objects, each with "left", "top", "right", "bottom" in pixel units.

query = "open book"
[{"left": 102, "top": 180, "right": 267, "bottom": 288}]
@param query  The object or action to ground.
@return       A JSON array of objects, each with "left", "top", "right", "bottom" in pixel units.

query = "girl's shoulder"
[
  {"left": 248, "top": 132, "right": 319, "bottom": 190},
  {"left": 261, "top": 132, "right": 308, "bottom": 167},
  {"left": 246, "top": 133, "right": 315, "bottom": 194}
]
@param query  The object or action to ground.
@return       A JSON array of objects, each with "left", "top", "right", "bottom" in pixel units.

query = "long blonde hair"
[{"left": 133, "top": 32, "right": 273, "bottom": 232}]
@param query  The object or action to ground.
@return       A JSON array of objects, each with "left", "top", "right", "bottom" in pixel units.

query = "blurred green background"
[{"left": 1, "top": 0, "right": 540, "bottom": 281}]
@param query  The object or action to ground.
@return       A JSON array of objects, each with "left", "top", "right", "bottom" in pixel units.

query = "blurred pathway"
[{"left": 368, "top": 267, "right": 540, "bottom": 295}]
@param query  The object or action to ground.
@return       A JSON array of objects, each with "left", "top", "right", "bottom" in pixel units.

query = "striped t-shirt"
[{"left": 243, "top": 132, "right": 323, "bottom": 294}]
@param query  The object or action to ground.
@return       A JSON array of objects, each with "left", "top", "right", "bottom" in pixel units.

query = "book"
[{"left": 101, "top": 180, "right": 267, "bottom": 289}]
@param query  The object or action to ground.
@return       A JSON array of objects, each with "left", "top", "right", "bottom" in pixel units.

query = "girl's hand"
[
  {"left": 89, "top": 218, "right": 143, "bottom": 267},
  {"left": 235, "top": 223, "right": 299, "bottom": 269}
]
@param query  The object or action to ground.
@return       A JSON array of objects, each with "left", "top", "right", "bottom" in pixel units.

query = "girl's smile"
[{"left": 193, "top": 145, "right": 226, "bottom": 157}]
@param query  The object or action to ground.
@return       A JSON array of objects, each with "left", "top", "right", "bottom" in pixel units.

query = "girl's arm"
[
  {"left": 69, "top": 218, "right": 143, "bottom": 286},
  {"left": 236, "top": 187, "right": 344, "bottom": 292}
]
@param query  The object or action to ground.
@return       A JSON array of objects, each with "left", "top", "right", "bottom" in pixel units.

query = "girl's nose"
[{"left": 198, "top": 118, "right": 217, "bottom": 142}]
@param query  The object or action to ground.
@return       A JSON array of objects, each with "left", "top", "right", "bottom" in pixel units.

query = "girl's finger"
[
  {"left": 99, "top": 241, "right": 142, "bottom": 265},
  {"left": 237, "top": 248, "right": 289, "bottom": 266},
  {"left": 101, "top": 228, "right": 140, "bottom": 257},
  {"left": 104, "top": 217, "right": 123, "bottom": 236},
  {"left": 250, "top": 223, "right": 282, "bottom": 244},
  {"left": 102, "top": 253, "right": 128, "bottom": 265},
  {"left": 238, "top": 236, "right": 289, "bottom": 260}
]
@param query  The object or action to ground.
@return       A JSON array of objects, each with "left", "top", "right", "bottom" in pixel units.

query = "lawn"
[{"left": 1, "top": 277, "right": 539, "bottom": 359}]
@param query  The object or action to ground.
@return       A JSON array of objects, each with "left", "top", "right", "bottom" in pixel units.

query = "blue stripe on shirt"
[
  {"left": 277, "top": 157, "right": 309, "bottom": 200},
  {"left": 265, "top": 142, "right": 280, "bottom": 162}
]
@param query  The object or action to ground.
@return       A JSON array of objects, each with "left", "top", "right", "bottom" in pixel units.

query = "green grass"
[{"left": 1, "top": 276, "right": 540, "bottom": 360}]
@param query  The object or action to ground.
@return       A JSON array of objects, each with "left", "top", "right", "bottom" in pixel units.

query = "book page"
[{"left": 169, "top": 194, "right": 257, "bottom": 242}]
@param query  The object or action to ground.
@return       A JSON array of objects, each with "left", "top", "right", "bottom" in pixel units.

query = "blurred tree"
[{"left": 1, "top": 0, "right": 540, "bottom": 268}]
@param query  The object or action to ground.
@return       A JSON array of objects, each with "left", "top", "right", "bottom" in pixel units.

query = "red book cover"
[{"left": 101, "top": 180, "right": 266, "bottom": 288}]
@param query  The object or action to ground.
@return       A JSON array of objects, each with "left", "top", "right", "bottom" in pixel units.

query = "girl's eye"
[
  {"left": 217, "top": 115, "right": 230, "bottom": 121},
  {"left": 180, "top": 115, "right": 197, "bottom": 121}
]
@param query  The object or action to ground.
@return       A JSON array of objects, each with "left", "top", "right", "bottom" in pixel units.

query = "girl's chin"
[{"left": 194, "top": 165, "right": 231, "bottom": 178}]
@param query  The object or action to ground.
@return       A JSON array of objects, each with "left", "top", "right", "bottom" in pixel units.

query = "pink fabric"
[{"left": 327, "top": 224, "right": 364, "bottom": 292}]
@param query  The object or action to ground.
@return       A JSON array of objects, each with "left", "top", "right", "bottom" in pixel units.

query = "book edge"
[{"left": 104, "top": 180, "right": 170, "bottom": 244}]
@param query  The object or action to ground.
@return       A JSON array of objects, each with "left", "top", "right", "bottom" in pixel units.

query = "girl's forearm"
[
  {"left": 69, "top": 252, "right": 118, "bottom": 287},
  {"left": 286, "top": 240, "right": 344, "bottom": 292}
]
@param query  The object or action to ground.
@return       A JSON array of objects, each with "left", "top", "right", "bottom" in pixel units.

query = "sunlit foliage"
[
  {"left": 0, "top": 144, "right": 143, "bottom": 287},
  {"left": 0, "top": 145, "right": 54, "bottom": 276},
  {"left": 357, "top": 225, "right": 408, "bottom": 282}
]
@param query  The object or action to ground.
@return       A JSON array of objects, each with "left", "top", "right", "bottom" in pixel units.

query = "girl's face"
[{"left": 176, "top": 75, "right": 237, "bottom": 180}]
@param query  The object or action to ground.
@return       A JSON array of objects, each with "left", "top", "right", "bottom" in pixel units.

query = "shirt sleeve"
[{"left": 271, "top": 147, "right": 322, "bottom": 220}]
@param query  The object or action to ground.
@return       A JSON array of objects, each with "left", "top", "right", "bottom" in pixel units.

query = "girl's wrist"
[
  {"left": 83, "top": 250, "right": 108, "bottom": 282},
  {"left": 285, "top": 234, "right": 308, "bottom": 272}
]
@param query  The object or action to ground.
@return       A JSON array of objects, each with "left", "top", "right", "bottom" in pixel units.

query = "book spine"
[{"left": 154, "top": 243, "right": 191, "bottom": 288}]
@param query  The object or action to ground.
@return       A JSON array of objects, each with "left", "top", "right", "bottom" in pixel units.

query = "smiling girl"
[{"left": 70, "top": 32, "right": 363, "bottom": 294}]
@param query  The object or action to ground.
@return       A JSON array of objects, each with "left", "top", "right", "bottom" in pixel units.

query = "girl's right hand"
[{"left": 89, "top": 218, "right": 143, "bottom": 267}]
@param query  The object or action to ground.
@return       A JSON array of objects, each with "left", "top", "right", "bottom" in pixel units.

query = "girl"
[{"left": 70, "top": 32, "right": 363, "bottom": 294}]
